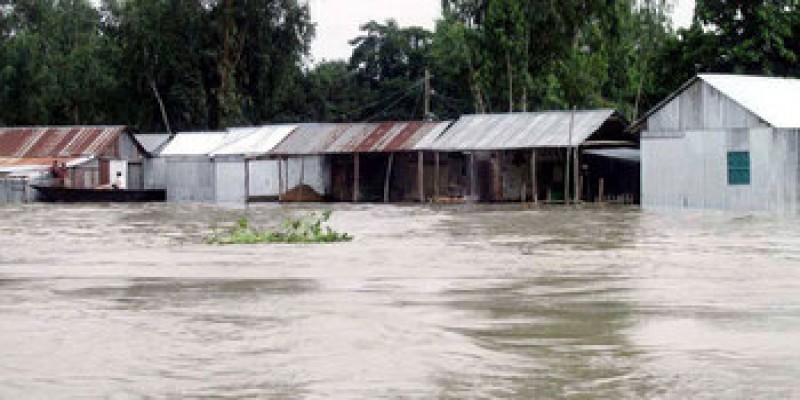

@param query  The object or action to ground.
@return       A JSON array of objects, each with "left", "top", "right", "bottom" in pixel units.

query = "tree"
[
  {"left": 693, "top": 0, "right": 799, "bottom": 76},
  {"left": 0, "top": 0, "right": 121, "bottom": 125}
]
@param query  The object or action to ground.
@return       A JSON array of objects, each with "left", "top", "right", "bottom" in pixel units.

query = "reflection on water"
[{"left": 1, "top": 203, "right": 799, "bottom": 398}]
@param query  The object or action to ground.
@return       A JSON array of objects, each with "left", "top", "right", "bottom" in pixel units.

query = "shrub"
[{"left": 207, "top": 211, "right": 352, "bottom": 245}]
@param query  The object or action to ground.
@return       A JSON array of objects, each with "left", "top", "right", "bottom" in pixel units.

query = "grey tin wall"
[
  {"left": 214, "top": 156, "right": 247, "bottom": 204},
  {"left": 642, "top": 80, "right": 799, "bottom": 212},
  {"left": 165, "top": 156, "right": 216, "bottom": 202},
  {"left": 143, "top": 157, "right": 167, "bottom": 189},
  {"left": 647, "top": 80, "right": 768, "bottom": 132},
  {"left": 0, "top": 178, "right": 35, "bottom": 203},
  {"left": 248, "top": 159, "right": 281, "bottom": 199},
  {"left": 642, "top": 128, "right": 799, "bottom": 212},
  {"left": 212, "top": 156, "right": 330, "bottom": 204}
]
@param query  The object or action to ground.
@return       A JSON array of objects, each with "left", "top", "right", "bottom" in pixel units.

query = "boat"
[{"left": 32, "top": 185, "right": 166, "bottom": 203}]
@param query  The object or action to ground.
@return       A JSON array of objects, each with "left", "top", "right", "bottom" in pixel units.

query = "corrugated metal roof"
[
  {"left": 699, "top": 74, "right": 800, "bottom": 129},
  {"left": 272, "top": 121, "right": 453, "bottom": 155},
  {"left": 134, "top": 133, "right": 172, "bottom": 155},
  {"left": 419, "top": 110, "right": 617, "bottom": 151},
  {"left": 159, "top": 132, "right": 227, "bottom": 156},
  {"left": 0, "top": 126, "right": 127, "bottom": 158},
  {"left": 212, "top": 125, "right": 297, "bottom": 156}
]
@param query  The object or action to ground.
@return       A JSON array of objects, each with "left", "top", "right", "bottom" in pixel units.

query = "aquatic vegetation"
[{"left": 207, "top": 211, "right": 352, "bottom": 245}]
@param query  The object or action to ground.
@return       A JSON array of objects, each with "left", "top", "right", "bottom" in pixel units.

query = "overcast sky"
[{"left": 307, "top": 0, "right": 696, "bottom": 63}]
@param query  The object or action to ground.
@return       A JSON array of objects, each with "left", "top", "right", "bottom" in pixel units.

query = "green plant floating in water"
[{"left": 208, "top": 211, "right": 352, "bottom": 245}]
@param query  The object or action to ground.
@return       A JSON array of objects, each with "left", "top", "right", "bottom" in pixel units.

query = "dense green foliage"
[
  {"left": 207, "top": 211, "right": 352, "bottom": 245},
  {"left": 2, "top": 0, "right": 800, "bottom": 129}
]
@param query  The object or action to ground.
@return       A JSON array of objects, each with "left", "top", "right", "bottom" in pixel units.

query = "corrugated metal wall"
[
  {"left": 212, "top": 156, "right": 330, "bottom": 203},
  {"left": 643, "top": 79, "right": 800, "bottom": 212},
  {"left": 214, "top": 157, "right": 247, "bottom": 204},
  {"left": 248, "top": 160, "right": 280, "bottom": 199},
  {"left": 143, "top": 157, "right": 167, "bottom": 189},
  {"left": 165, "top": 157, "right": 216, "bottom": 202},
  {"left": 0, "top": 178, "right": 34, "bottom": 203},
  {"left": 648, "top": 80, "right": 767, "bottom": 132},
  {"left": 642, "top": 128, "right": 799, "bottom": 211}
]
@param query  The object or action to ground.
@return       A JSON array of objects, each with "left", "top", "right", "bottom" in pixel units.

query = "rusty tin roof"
[
  {"left": 271, "top": 122, "right": 452, "bottom": 155},
  {"left": 0, "top": 126, "right": 129, "bottom": 158}
]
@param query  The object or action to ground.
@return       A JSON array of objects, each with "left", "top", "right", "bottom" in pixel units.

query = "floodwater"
[{"left": 1, "top": 203, "right": 799, "bottom": 399}]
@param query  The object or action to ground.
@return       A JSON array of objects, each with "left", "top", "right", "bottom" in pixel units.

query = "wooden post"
[
  {"left": 530, "top": 149, "right": 538, "bottom": 204},
  {"left": 418, "top": 151, "right": 425, "bottom": 203},
  {"left": 469, "top": 152, "right": 477, "bottom": 201},
  {"left": 434, "top": 152, "right": 440, "bottom": 201},
  {"left": 353, "top": 153, "right": 360, "bottom": 203},
  {"left": 384, "top": 153, "right": 394, "bottom": 203},
  {"left": 299, "top": 156, "right": 305, "bottom": 186},
  {"left": 492, "top": 151, "right": 502, "bottom": 201},
  {"left": 277, "top": 157, "right": 283, "bottom": 201},
  {"left": 284, "top": 157, "right": 289, "bottom": 197},
  {"left": 598, "top": 178, "right": 605, "bottom": 203},
  {"left": 574, "top": 147, "right": 580, "bottom": 203},
  {"left": 564, "top": 148, "right": 571, "bottom": 205},
  {"left": 566, "top": 108, "right": 575, "bottom": 205},
  {"left": 244, "top": 157, "right": 250, "bottom": 205}
]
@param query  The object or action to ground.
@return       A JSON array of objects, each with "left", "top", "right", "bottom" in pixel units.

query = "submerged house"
[
  {"left": 418, "top": 110, "right": 638, "bottom": 203},
  {"left": 211, "top": 125, "right": 296, "bottom": 204},
  {"left": 639, "top": 74, "right": 800, "bottom": 212},
  {"left": 134, "top": 133, "right": 172, "bottom": 190},
  {"left": 269, "top": 122, "right": 452, "bottom": 202},
  {"left": 159, "top": 132, "right": 227, "bottom": 202},
  {"left": 0, "top": 126, "right": 148, "bottom": 202}
]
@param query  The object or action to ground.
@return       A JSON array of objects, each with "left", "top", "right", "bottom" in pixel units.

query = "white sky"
[{"left": 307, "top": 0, "right": 697, "bottom": 63}]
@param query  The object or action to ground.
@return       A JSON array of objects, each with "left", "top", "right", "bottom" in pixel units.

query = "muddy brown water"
[{"left": 1, "top": 203, "right": 799, "bottom": 398}]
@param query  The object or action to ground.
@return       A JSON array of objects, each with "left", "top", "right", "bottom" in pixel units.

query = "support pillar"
[
  {"left": 277, "top": 157, "right": 284, "bottom": 201},
  {"left": 469, "top": 152, "right": 477, "bottom": 201},
  {"left": 530, "top": 149, "right": 538, "bottom": 204},
  {"left": 353, "top": 153, "right": 360, "bottom": 203},
  {"left": 492, "top": 151, "right": 503, "bottom": 201},
  {"left": 434, "top": 152, "right": 440, "bottom": 200},
  {"left": 244, "top": 158, "right": 250, "bottom": 205},
  {"left": 564, "top": 148, "right": 571, "bottom": 205},
  {"left": 574, "top": 147, "right": 580, "bottom": 203},
  {"left": 384, "top": 153, "right": 394, "bottom": 203},
  {"left": 418, "top": 151, "right": 425, "bottom": 203}
]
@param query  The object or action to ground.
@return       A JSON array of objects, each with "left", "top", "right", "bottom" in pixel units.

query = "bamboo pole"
[
  {"left": 530, "top": 149, "right": 538, "bottom": 204},
  {"left": 244, "top": 157, "right": 250, "bottom": 205},
  {"left": 353, "top": 153, "right": 360, "bottom": 203},
  {"left": 599, "top": 178, "right": 605, "bottom": 203},
  {"left": 277, "top": 157, "right": 283, "bottom": 201},
  {"left": 434, "top": 152, "right": 440, "bottom": 200},
  {"left": 418, "top": 151, "right": 425, "bottom": 203},
  {"left": 565, "top": 108, "right": 575, "bottom": 205},
  {"left": 492, "top": 151, "right": 502, "bottom": 201},
  {"left": 284, "top": 157, "right": 289, "bottom": 198},
  {"left": 299, "top": 156, "right": 305, "bottom": 186},
  {"left": 384, "top": 153, "right": 394, "bottom": 203},
  {"left": 574, "top": 147, "right": 580, "bottom": 203},
  {"left": 469, "top": 151, "right": 477, "bottom": 201},
  {"left": 564, "top": 148, "right": 571, "bottom": 205}
]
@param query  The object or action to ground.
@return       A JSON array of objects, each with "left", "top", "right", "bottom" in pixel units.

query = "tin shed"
[
  {"left": 270, "top": 121, "right": 451, "bottom": 202},
  {"left": 211, "top": 125, "right": 297, "bottom": 204},
  {"left": 419, "top": 111, "right": 636, "bottom": 203},
  {"left": 639, "top": 74, "right": 800, "bottom": 212},
  {"left": 0, "top": 126, "right": 148, "bottom": 202},
  {"left": 159, "top": 132, "right": 227, "bottom": 202}
]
